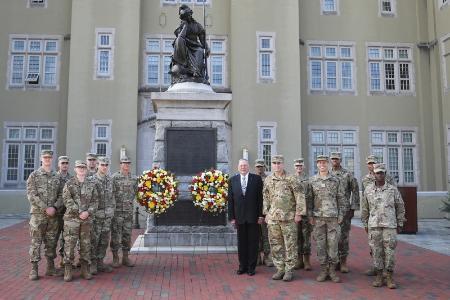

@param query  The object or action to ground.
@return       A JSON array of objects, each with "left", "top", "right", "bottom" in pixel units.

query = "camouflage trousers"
[
  {"left": 368, "top": 227, "right": 397, "bottom": 272},
  {"left": 91, "top": 217, "right": 112, "bottom": 261},
  {"left": 110, "top": 212, "right": 133, "bottom": 252},
  {"left": 297, "top": 218, "right": 312, "bottom": 255},
  {"left": 313, "top": 217, "right": 340, "bottom": 265},
  {"left": 258, "top": 222, "right": 271, "bottom": 256},
  {"left": 29, "top": 213, "right": 59, "bottom": 262},
  {"left": 268, "top": 221, "right": 298, "bottom": 273},
  {"left": 56, "top": 214, "right": 65, "bottom": 258},
  {"left": 63, "top": 218, "right": 92, "bottom": 264},
  {"left": 338, "top": 215, "right": 352, "bottom": 259}
]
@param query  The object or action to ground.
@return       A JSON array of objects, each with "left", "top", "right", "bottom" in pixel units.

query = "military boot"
[
  {"left": 328, "top": 264, "right": 341, "bottom": 283},
  {"left": 90, "top": 259, "right": 98, "bottom": 275},
  {"left": 29, "top": 262, "right": 39, "bottom": 281},
  {"left": 372, "top": 270, "right": 383, "bottom": 287},
  {"left": 80, "top": 261, "right": 93, "bottom": 280},
  {"left": 386, "top": 271, "right": 397, "bottom": 289},
  {"left": 294, "top": 255, "right": 304, "bottom": 270},
  {"left": 272, "top": 270, "right": 285, "bottom": 280},
  {"left": 112, "top": 251, "right": 121, "bottom": 268},
  {"left": 64, "top": 264, "right": 72, "bottom": 282},
  {"left": 365, "top": 266, "right": 376, "bottom": 276},
  {"left": 45, "top": 259, "right": 63, "bottom": 276},
  {"left": 263, "top": 254, "right": 274, "bottom": 267},
  {"left": 282, "top": 271, "right": 294, "bottom": 282},
  {"left": 316, "top": 264, "right": 328, "bottom": 282},
  {"left": 122, "top": 251, "right": 135, "bottom": 267},
  {"left": 339, "top": 257, "right": 349, "bottom": 273},
  {"left": 303, "top": 255, "right": 312, "bottom": 271},
  {"left": 97, "top": 259, "right": 113, "bottom": 273}
]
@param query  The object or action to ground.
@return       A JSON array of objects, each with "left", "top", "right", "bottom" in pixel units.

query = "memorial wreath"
[
  {"left": 190, "top": 169, "right": 229, "bottom": 214},
  {"left": 137, "top": 168, "right": 179, "bottom": 214}
]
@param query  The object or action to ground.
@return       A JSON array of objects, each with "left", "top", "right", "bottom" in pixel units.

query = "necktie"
[{"left": 241, "top": 175, "right": 247, "bottom": 195}]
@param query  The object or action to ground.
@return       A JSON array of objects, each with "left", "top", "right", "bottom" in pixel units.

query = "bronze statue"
[{"left": 170, "top": 4, "right": 210, "bottom": 85}]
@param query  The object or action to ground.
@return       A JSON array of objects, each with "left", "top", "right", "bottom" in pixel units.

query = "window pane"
[
  {"left": 260, "top": 53, "right": 271, "bottom": 77},
  {"left": 399, "top": 63, "right": 410, "bottom": 91},
  {"left": 368, "top": 48, "right": 380, "bottom": 59},
  {"left": 163, "top": 55, "right": 172, "bottom": 85},
  {"left": 385, "top": 63, "right": 395, "bottom": 90},
  {"left": 340, "top": 47, "right": 351, "bottom": 58},
  {"left": 311, "top": 131, "right": 324, "bottom": 144},
  {"left": 343, "top": 147, "right": 355, "bottom": 172},
  {"left": 163, "top": 40, "right": 173, "bottom": 53},
  {"left": 310, "top": 46, "right": 321, "bottom": 57},
  {"left": 96, "top": 126, "right": 107, "bottom": 138},
  {"left": 388, "top": 147, "right": 399, "bottom": 182},
  {"left": 387, "top": 132, "right": 398, "bottom": 143},
  {"left": 323, "top": 0, "right": 336, "bottom": 11},
  {"left": 41, "top": 128, "right": 53, "bottom": 140},
  {"left": 11, "top": 55, "right": 25, "bottom": 84},
  {"left": 23, "top": 144, "right": 36, "bottom": 181},
  {"left": 384, "top": 48, "right": 395, "bottom": 59},
  {"left": 402, "top": 132, "right": 413, "bottom": 143},
  {"left": 326, "top": 61, "right": 337, "bottom": 89},
  {"left": 28, "top": 55, "right": 41, "bottom": 73},
  {"left": 147, "top": 55, "right": 159, "bottom": 84},
  {"left": 100, "top": 34, "right": 111, "bottom": 47},
  {"left": 310, "top": 61, "right": 322, "bottom": 89},
  {"left": 147, "top": 39, "right": 160, "bottom": 52},
  {"left": 44, "top": 55, "right": 56, "bottom": 85},
  {"left": 211, "top": 56, "right": 223, "bottom": 85},
  {"left": 403, "top": 147, "right": 414, "bottom": 183},
  {"left": 325, "top": 47, "right": 337, "bottom": 57},
  {"left": 45, "top": 41, "right": 57, "bottom": 52},
  {"left": 342, "top": 131, "right": 355, "bottom": 144},
  {"left": 382, "top": 0, "right": 392, "bottom": 12},
  {"left": 262, "top": 144, "right": 272, "bottom": 172},
  {"left": 7, "top": 144, "right": 19, "bottom": 181},
  {"left": 13, "top": 40, "right": 26, "bottom": 52},
  {"left": 96, "top": 143, "right": 107, "bottom": 156},
  {"left": 398, "top": 49, "right": 409, "bottom": 59},
  {"left": 370, "top": 62, "right": 381, "bottom": 91},
  {"left": 327, "top": 131, "right": 339, "bottom": 144},
  {"left": 29, "top": 40, "right": 42, "bottom": 52},
  {"left": 371, "top": 131, "right": 384, "bottom": 144},
  {"left": 8, "top": 128, "right": 21, "bottom": 139},
  {"left": 341, "top": 61, "right": 352, "bottom": 90},
  {"left": 211, "top": 41, "right": 223, "bottom": 52},
  {"left": 25, "top": 128, "right": 37, "bottom": 139},
  {"left": 372, "top": 148, "right": 384, "bottom": 163},
  {"left": 261, "top": 38, "right": 271, "bottom": 49},
  {"left": 98, "top": 50, "right": 110, "bottom": 74}
]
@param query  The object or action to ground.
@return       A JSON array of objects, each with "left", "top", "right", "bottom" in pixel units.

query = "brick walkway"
[{"left": 0, "top": 221, "right": 449, "bottom": 300}]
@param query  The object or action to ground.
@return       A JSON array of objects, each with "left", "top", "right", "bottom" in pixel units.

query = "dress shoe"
[
  {"left": 236, "top": 268, "right": 247, "bottom": 275},
  {"left": 247, "top": 270, "right": 255, "bottom": 276}
]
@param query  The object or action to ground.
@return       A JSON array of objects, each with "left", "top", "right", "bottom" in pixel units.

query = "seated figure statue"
[{"left": 170, "top": 4, "right": 210, "bottom": 84}]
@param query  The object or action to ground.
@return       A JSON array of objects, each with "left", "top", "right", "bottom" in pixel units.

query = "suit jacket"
[{"left": 228, "top": 173, "right": 263, "bottom": 224}]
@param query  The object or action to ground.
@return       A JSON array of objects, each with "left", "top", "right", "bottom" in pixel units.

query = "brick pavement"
[{"left": 0, "top": 221, "right": 449, "bottom": 300}]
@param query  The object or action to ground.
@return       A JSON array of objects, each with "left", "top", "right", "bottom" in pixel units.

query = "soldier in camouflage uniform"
[
  {"left": 263, "top": 155, "right": 305, "bottom": 282},
  {"left": 62, "top": 160, "right": 98, "bottom": 282},
  {"left": 26, "top": 150, "right": 63, "bottom": 280},
  {"left": 361, "top": 163, "right": 405, "bottom": 289},
  {"left": 254, "top": 159, "right": 273, "bottom": 267},
  {"left": 90, "top": 156, "right": 115, "bottom": 274},
  {"left": 361, "top": 155, "right": 396, "bottom": 276},
  {"left": 55, "top": 156, "right": 73, "bottom": 267},
  {"left": 330, "top": 152, "right": 360, "bottom": 273},
  {"left": 110, "top": 156, "right": 137, "bottom": 268},
  {"left": 306, "top": 155, "right": 345, "bottom": 283},
  {"left": 293, "top": 158, "right": 312, "bottom": 271},
  {"left": 86, "top": 153, "right": 98, "bottom": 177}
]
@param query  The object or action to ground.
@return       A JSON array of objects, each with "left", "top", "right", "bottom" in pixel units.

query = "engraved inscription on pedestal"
[{"left": 166, "top": 128, "right": 216, "bottom": 175}]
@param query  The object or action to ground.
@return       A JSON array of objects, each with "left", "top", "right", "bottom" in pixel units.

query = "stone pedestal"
[{"left": 131, "top": 83, "right": 236, "bottom": 253}]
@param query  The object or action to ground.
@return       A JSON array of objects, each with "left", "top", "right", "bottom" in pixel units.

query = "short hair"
[{"left": 238, "top": 159, "right": 249, "bottom": 165}]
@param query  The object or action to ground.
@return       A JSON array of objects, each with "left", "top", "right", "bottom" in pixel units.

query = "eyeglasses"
[{"left": 272, "top": 162, "right": 282, "bottom": 165}]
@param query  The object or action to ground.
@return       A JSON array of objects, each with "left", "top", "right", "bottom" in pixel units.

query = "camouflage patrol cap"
[
  {"left": 373, "top": 163, "right": 386, "bottom": 173},
  {"left": 330, "top": 152, "right": 341, "bottom": 160},
  {"left": 366, "top": 155, "right": 377, "bottom": 164},
  {"left": 98, "top": 156, "right": 110, "bottom": 165},
  {"left": 58, "top": 156, "right": 69, "bottom": 162},
  {"left": 41, "top": 150, "right": 53, "bottom": 157},
  {"left": 316, "top": 155, "right": 329, "bottom": 162},
  {"left": 254, "top": 159, "right": 265, "bottom": 167},
  {"left": 271, "top": 155, "right": 284, "bottom": 163},
  {"left": 294, "top": 158, "right": 304, "bottom": 166},
  {"left": 86, "top": 153, "right": 97, "bottom": 160},
  {"left": 120, "top": 156, "right": 131, "bottom": 164},
  {"left": 74, "top": 160, "right": 87, "bottom": 168}
]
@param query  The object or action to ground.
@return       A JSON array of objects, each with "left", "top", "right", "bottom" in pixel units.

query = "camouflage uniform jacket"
[
  {"left": 306, "top": 173, "right": 345, "bottom": 219},
  {"left": 27, "top": 167, "right": 62, "bottom": 214},
  {"left": 56, "top": 172, "right": 73, "bottom": 214},
  {"left": 362, "top": 172, "right": 396, "bottom": 194},
  {"left": 361, "top": 182, "right": 406, "bottom": 229},
  {"left": 330, "top": 167, "right": 360, "bottom": 211},
  {"left": 63, "top": 177, "right": 98, "bottom": 221},
  {"left": 112, "top": 171, "right": 138, "bottom": 213},
  {"left": 263, "top": 172, "right": 306, "bottom": 224},
  {"left": 87, "top": 169, "right": 97, "bottom": 178},
  {"left": 93, "top": 173, "right": 115, "bottom": 218},
  {"left": 294, "top": 173, "right": 309, "bottom": 216}
]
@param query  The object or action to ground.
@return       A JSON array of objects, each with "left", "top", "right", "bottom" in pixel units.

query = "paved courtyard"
[{"left": 0, "top": 218, "right": 449, "bottom": 300}]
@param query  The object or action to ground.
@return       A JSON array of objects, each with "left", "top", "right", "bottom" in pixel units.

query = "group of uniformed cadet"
[
  {"left": 26, "top": 150, "right": 138, "bottom": 282},
  {"left": 258, "top": 152, "right": 405, "bottom": 288}
]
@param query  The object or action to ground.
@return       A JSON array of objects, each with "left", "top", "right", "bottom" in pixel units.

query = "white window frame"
[
  {"left": 440, "top": 33, "right": 450, "bottom": 94},
  {"left": 7, "top": 34, "right": 61, "bottom": 90},
  {"left": 257, "top": 122, "right": 277, "bottom": 172},
  {"left": 369, "top": 126, "right": 419, "bottom": 187},
  {"left": 307, "top": 41, "right": 356, "bottom": 95},
  {"left": 27, "top": 0, "right": 47, "bottom": 8},
  {"left": 91, "top": 120, "right": 112, "bottom": 158},
  {"left": 379, "top": 0, "right": 397, "bottom": 17},
  {"left": 2, "top": 122, "right": 57, "bottom": 188},
  {"left": 320, "top": 0, "right": 340, "bottom": 15},
  {"left": 161, "top": 0, "right": 211, "bottom": 6},
  {"left": 439, "top": 0, "right": 449, "bottom": 10},
  {"left": 207, "top": 35, "right": 228, "bottom": 88},
  {"left": 94, "top": 28, "right": 115, "bottom": 80},
  {"left": 366, "top": 42, "right": 415, "bottom": 96},
  {"left": 308, "top": 126, "right": 360, "bottom": 179},
  {"left": 256, "top": 32, "right": 276, "bottom": 84}
]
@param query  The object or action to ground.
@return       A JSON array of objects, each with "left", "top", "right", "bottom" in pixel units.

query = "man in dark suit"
[{"left": 228, "top": 159, "right": 264, "bottom": 276}]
